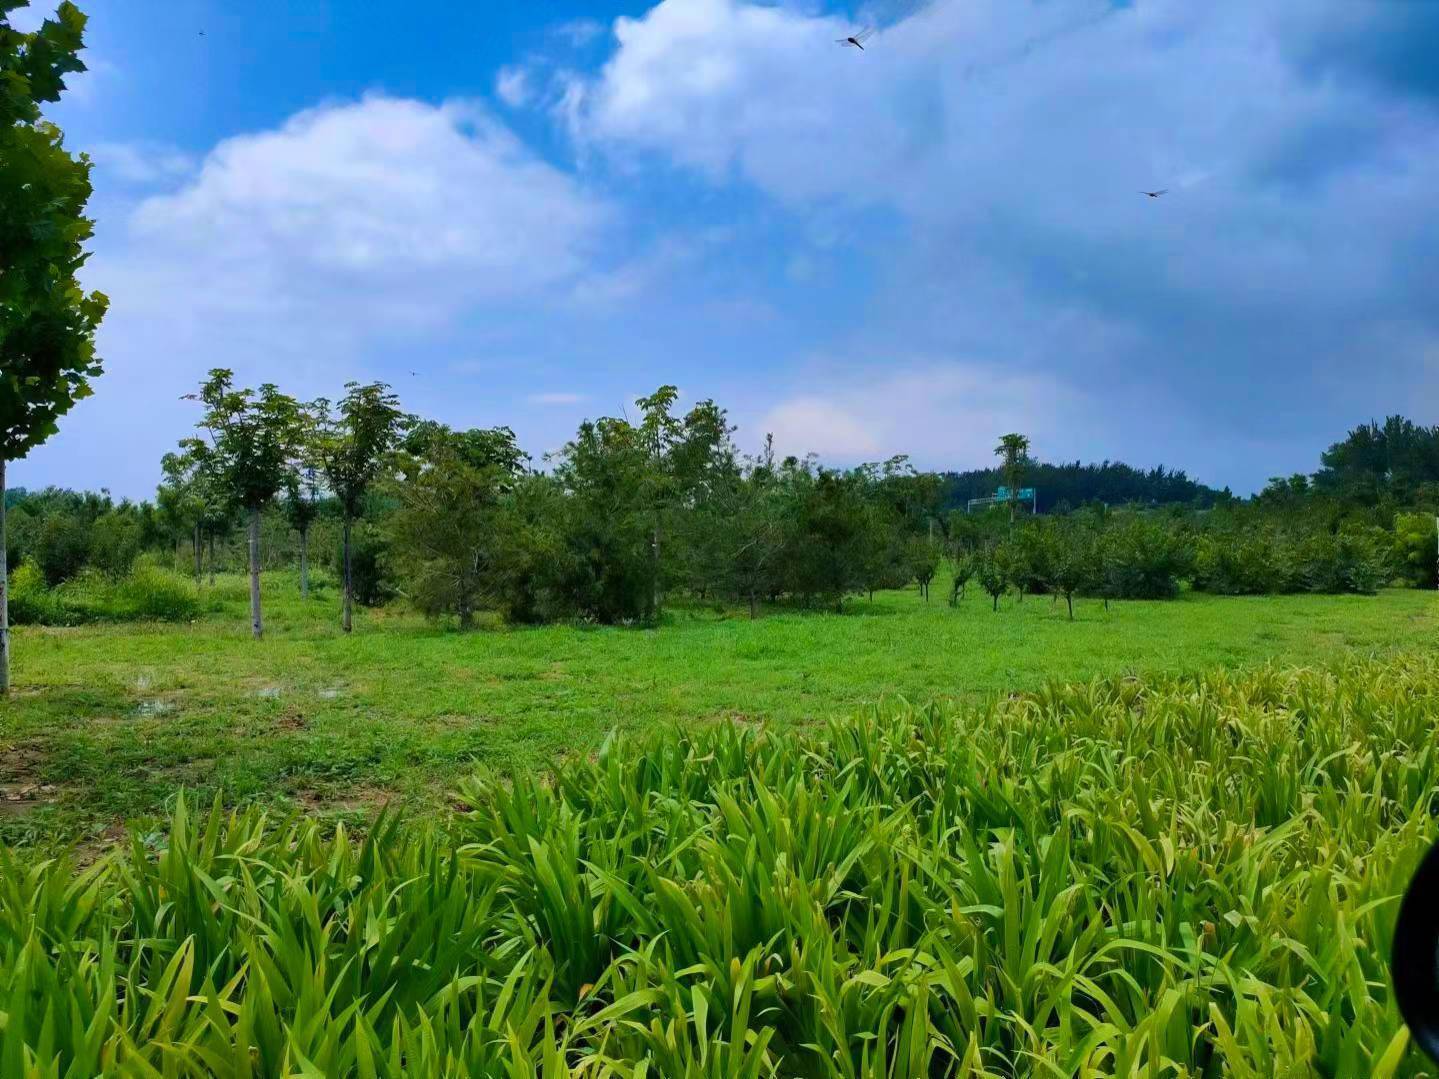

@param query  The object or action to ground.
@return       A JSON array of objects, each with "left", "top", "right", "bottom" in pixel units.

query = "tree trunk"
[
  {"left": 248, "top": 507, "right": 263, "bottom": 639},
  {"left": 299, "top": 524, "right": 310, "bottom": 600},
  {"left": 650, "top": 521, "right": 661, "bottom": 622},
  {"left": 749, "top": 590, "right": 757, "bottom": 620},
  {"left": 0, "top": 458, "right": 9, "bottom": 696},
  {"left": 208, "top": 531, "right": 215, "bottom": 587},
  {"left": 193, "top": 522, "right": 202, "bottom": 584},
  {"left": 1104, "top": 596, "right": 1110, "bottom": 611},
  {"left": 341, "top": 519, "right": 353, "bottom": 633},
  {"left": 992, "top": 592, "right": 999, "bottom": 611},
  {"left": 1066, "top": 593, "right": 1074, "bottom": 620}
]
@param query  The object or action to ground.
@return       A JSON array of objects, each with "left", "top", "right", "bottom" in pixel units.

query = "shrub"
[
  {"left": 7, "top": 563, "right": 201, "bottom": 625},
  {"left": 1096, "top": 515, "right": 1192, "bottom": 599},
  {"left": 6, "top": 562, "right": 65, "bottom": 624},
  {"left": 337, "top": 522, "right": 392, "bottom": 607},
  {"left": 32, "top": 511, "right": 90, "bottom": 586},
  {"left": 86, "top": 510, "right": 142, "bottom": 578},
  {"left": 1394, "top": 512, "right": 1438, "bottom": 589},
  {"left": 1297, "top": 528, "right": 1393, "bottom": 594},
  {"left": 1193, "top": 529, "right": 1299, "bottom": 595},
  {"left": 105, "top": 564, "right": 203, "bottom": 621},
  {"left": 0, "top": 655, "right": 1435, "bottom": 1074},
  {"left": 1194, "top": 526, "right": 1393, "bottom": 596}
]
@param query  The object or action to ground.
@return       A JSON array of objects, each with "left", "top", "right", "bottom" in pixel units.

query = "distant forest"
[{"left": 938, "top": 460, "right": 1225, "bottom": 514}]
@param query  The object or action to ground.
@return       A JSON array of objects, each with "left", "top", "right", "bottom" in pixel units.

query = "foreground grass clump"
[{"left": 4, "top": 656, "right": 1437, "bottom": 1076}]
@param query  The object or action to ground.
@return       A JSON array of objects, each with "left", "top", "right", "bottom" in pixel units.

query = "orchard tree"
[
  {"left": 1048, "top": 525, "right": 1096, "bottom": 620},
  {"left": 994, "top": 433, "right": 1031, "bottom": 523},
  {"left": 976, "top": 548, "right": 1008, "bottom": 611},
  {"left": 184, "top": 370, "right": 305, "bottom": 639},
  {"left": 0, "top": 1, "right": 107, "bottom": 693},
  {"left": 718, "top": 437, "right": 792, "bottom": 619},
  {"left": 905, "top": 535, "right": 940, "bottom": 602},
  {"left": 386, "top": 426, "right": 525, "bottom": 628},
  {"left": 948, "top": 549, "right": 976, "bottom": 606},
  {"left": 317, "top": 382, "right": 406, "bottom": 630}
]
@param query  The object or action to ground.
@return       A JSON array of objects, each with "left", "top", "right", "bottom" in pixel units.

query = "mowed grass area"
[{"left": 3, "top": 571, "right": 1437, "bottom": 845}]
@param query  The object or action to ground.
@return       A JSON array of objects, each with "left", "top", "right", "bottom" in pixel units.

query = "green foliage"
[
  {"left": 976, "top": 547, "right": 1008, "bottom": 609},
  {"left": 183, "top": 370, "right": 307, "bottom": 514},
  {"left": 1097, "top": 514, "right": 1192, "bottom": 600},
  {"left": 994, "top": 431, "right": 1031, "bottom": 520},
  {"left": 1394, "top": 512, "right": 1438, "bottom": 589},
  {"left": 903, "top": 534, "right": 940, "bottom": 600},
  {"left": 940, "top": 458, "right": 1224, "bottom": 514},
  {"left": 6, "top": 559, "right": 61, "bottom": 623},
  {"left": 31, "top": 506, "right": 88, "bottom": 584},
  {"left": 335, "top": 522, "right": 391, "bottom": 607},
  {"left": 8, "top": 559, "right": 203, "bottom": 624},
  {"left": 1316, "top": 415, "right": 1439, "bottom": 502},
  {"left": 948, "top": 549, "right": 976, "bottom": 606},
  {"left": 1047, "top": 521, "right": 1097, "bottom": 619},
  {"left": 0, "top": 1, "right": 108, "bottom": 465},
  {"left": 86, "top": 509, "right": 140, "bottom": 578},
  {"left": 1193, "top": 525, "right": 1394, "bottom": 596},
  {"left": 384, "top": 427, "right": 524, "bottom": 626},
  {"left": 3, "top": 654, "right": 1436, "bottom": 1074}
]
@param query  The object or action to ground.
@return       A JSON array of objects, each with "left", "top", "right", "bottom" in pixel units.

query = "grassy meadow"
[
  {"left": 5, "top": 652, "right": 1439, "bottom": 1074},
  {"left": 2, "top": 570, "right": 1436, "bottom": 846}
]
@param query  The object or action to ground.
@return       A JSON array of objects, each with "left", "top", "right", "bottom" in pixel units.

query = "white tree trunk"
[
  {"left": 0, "top": 458, "right": 9, "bottom": 696},
  {"left": 248, "top": 507, "right": 263, "bottom": 639},
  {"left": 341, "top": 519, "right": 353, "bottom": 633},
  {"left": 300, "top": 525, "right": 310, "bottom": 601}
]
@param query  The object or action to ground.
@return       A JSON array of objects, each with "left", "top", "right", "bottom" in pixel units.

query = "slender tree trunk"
[
  {"left": 341, "top": 518, "right": 353, "bottom": 633},
  {"left": 248, "top": 507, "right": 263, "bottom": 639},
  {"left": 651, "top": 520, "right": 661, "bottom": 622},
  {"left": 299, "top": 524, "right": 310, "bottom": 601},
  {"left": 0, "top": 458, "right": 9, "bottom": 696},
  {"left": 208, "top": 531, "right": 215, "bottom": 587},
  {"left": 749, "top": 590, "right": 757, "bottom": 620},
  {"left": 992, "top": 592, "right": 999, "bottom": 611},
  {"left": 1067, "top": 593, "right": 1074, "bottom": 620},
  {"left": 193, "top": 522, "right": 202, "bottom": 584}
]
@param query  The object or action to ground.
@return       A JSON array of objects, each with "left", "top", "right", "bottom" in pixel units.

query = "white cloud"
[
  {"left": 33, "top": 95, "right": 616, "bottom": 497},
  {"left": 90, "top": 140, "right": 197, "bottom": 184},
  {"left": 109, "top": 95, "right": 611, "bottom": 331},
  {"left": 527, "top": 392, "right": 587, "bottom": 405},
  {"left": 554, "top": 18, "right": 606, "bottom": 47},
  {"left": 761, "top": 397, "right": 880, "bottom": 458},
  {"left": 495, "top": 65, "right": 532, "bottom": 107},
  {"left": 757, "top": 362, "right": 1090, "bottom": 466}
]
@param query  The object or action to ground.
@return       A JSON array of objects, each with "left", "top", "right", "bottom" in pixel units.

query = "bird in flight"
[
  {"left": 1140, "top": 189, "right": 1168, "bottom": 198},
  {"left": 836, "top": 27, "right": 876, "bottom": 50}
]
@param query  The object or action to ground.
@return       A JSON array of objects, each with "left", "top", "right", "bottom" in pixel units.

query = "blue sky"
[{"left": 11, "top": 0, "right": 1439, "bottom": 498}]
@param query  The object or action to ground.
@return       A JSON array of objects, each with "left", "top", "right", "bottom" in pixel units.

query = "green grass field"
[{"left": 3, "top": 572, "right": 1437, "bottom": 846}]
